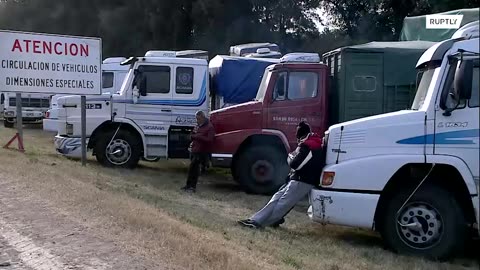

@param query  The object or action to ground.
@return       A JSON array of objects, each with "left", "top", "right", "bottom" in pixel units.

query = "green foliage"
[
  {"left": 322, "top": 0, "right": 479, "bottom": 41},
  {"left": 0, "top": 0, "right": 476, "bottom": 58}
]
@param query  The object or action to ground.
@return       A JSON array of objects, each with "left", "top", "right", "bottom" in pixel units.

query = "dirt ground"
[{"left": 0, "top": 125, "right": 478, "bottom": 270}]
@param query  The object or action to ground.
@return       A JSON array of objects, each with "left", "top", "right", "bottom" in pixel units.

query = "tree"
[{"left": 322, "top": 0, "right": 479, "bottom": 41}]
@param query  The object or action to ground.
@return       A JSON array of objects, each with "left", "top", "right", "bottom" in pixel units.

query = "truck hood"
[
  {"left": 57, "top": 94, "right": 113, "bottom": 106},
  {"left": 326, "top": 110, "right": 427, "bottom": 164},
  {"left": 210, "top": 101, "right": 261, "bottom": 114},
  {"left": 210, "top": 101, "right": 263, "bottom": 134}
]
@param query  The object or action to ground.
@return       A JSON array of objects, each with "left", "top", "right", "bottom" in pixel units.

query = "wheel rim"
[
  {"left": 251, "top": 160, "right": 274, "bottom": 184},
  {"left": 396, "top": 202, "right": 443, "bottom": 250},
  {"left": 105, "top": 139, "right": 132, "bottom": 166}
]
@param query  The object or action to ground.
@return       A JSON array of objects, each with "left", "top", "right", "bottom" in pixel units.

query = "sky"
[{"left": 314, "top": 7, "right": 329, "bottom": 32}]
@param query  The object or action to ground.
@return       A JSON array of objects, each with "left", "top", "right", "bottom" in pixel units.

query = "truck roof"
[
  {"left": 137, "top": 56, "right": 208, "bottom": 66},
  {"left": 323, "top": 40, "right": 437, "bottom": 57},
  {"left": 269, "top": 62, "right": 327, "bottom": 70}
]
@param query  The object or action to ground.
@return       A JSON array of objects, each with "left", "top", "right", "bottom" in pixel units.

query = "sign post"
[
  {"left": 81, "top": 95, "right": 87, "bottom": 166},
  {"left": 0, "top": 30, "right": 102, "bottom": 161},
  {"left": 15, "top": 93, "right": 23, "bottom": 148},
  {"left": 3, "top": 93, "right": 25, "bottom": 152}
]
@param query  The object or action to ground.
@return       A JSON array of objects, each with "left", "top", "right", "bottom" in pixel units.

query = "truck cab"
[
  {"left": 43, "top": 57, "right": 129, "bottom": 132},
  {"left": 2, "top": 92, "right": 51, "bottom": 128},
  {"left": 309, "top": 21, "right": 479, "bottom": 260},
  {"left": 210, "top": 53, "right": 329, "bottom": 194},
  {"left": 53, "top": 51, "right": 208, "bottom": 167}
]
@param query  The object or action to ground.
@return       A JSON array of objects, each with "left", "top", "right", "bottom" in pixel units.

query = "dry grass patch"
[{"left": 0, "top": 126, "right": 478, "bottom": 270}]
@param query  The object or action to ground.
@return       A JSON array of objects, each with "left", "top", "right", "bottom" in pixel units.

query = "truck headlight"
[
  {"left": 4, "top": 111, "right": 14, "bottom": 117},
  {"left": 66, "top": 123, "right": 73, "bottom": 135},
  {"left": 321, "top": 171, "right": 335, "bottom": 186}
]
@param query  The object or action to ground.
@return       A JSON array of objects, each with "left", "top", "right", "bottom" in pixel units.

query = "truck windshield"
[
  {"left": 411, "top": 68, "right": 436, "bottom": 110},
  {"left": 255, "top": 70, "right": 272, "bottom": 102},
  {"left": 119, "top": 69, "right": 134, "bottom": 95}
]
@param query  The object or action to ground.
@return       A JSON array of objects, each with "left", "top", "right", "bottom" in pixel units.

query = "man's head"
[
  {"left": 195, "top": 110, "right": 207, "bottom": 126},
  {"left": 296, "top": 121, "right": 311, "bottom": 141}
]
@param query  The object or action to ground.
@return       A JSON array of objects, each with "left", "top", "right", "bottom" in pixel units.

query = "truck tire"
[
  {"left": 380, "top": 184, "right": 467, "bottom": 260},
  {"left": 236, "top": 145, "right": 289, "bottom": 195},
  {"left": 4, "top": 119, "right": 13, "bottom": 128},
  {"left": 94, "top": 129, "right": 141, "bottom": 169}
]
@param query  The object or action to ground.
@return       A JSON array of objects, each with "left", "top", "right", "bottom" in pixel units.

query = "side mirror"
[
  {"left": 138, "top": 77, "right": 147, "bottom": 96},
  {"left": 454, "top": 60, "right": 473, "bottom": 100}
]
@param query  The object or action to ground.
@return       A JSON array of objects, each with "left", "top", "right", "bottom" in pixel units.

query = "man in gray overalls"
[{"left": 238, "top": 121, "right": 326, "bottom": 229}]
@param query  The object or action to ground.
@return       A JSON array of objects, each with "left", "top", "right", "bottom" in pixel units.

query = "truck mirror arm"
[{"left": 442, "top": 93, "right": 462, "bottom": 117}]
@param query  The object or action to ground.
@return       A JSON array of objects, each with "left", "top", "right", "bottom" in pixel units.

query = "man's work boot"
[
  {"left": 270, "top": 218, "right": 285, "bottom": 228},
  {"left": 237, "top": 219, "right": 262, "bottom": 229}
]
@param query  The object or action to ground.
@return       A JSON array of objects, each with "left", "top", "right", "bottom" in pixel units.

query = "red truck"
[{"left": 209, "top": 41, "right": 435, "bottom": 194}]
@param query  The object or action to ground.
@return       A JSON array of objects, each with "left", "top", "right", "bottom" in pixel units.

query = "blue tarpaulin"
[{"left": 209, "top": 55, "right": 279, "bottom": 104}]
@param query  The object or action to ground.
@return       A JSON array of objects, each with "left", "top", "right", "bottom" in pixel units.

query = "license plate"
[{"left": 25, "top": 113, "right": 34, "bottom": 117}]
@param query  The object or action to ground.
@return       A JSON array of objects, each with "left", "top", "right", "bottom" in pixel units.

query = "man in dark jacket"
[
  {"left": 181, "top": 110, "right": 215, "bottom": 193},
  {"left": 238, "top": 121, "right": 325, "bottom": 228}
]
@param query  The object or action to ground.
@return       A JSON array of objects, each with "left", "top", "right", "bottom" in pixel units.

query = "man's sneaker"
[
  {"left": 270, "top": 218, "right": 285, "bottom": 228},
  {"left": 185, "top": 187, "right": 196, "bottom": 193},
  {"left": 181, "top": 186, "right": 196, "bottom": 193},
  {"left": 237, "top": 219, "right": 262, "bottom": 229}
]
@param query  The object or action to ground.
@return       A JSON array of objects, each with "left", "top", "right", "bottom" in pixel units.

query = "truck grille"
[{"left": 9, "top": 98, "right": 50, "bottom": 108}]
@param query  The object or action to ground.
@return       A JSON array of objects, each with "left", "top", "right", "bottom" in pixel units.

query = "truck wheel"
[
  {"left": 380, "top": 184, "right": 467, "bottom": 260},
  {"left": 95, "top": 129, "right": 141, "bottom": 169},
  {"left": 4, "top": 119, "right": 13, "bottom": 128},
  {"left": 236, "top": 145, "right": 289, "bottom": 195}
]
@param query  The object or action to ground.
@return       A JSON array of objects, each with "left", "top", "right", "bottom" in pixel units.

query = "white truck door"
[
  {"left": 171, "top": 65, "right": 207, "bottom": 126},
  {"left": 102, "top": 71, "right": 114, "bottom": 93},
  {"left": 125, "top": 64, "right": 172, "bottom": 135},
  {"left": 435, "top": 60, "right": 479, "bottom": 181}
]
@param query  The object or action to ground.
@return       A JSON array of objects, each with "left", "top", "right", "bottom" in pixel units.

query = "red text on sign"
[{"left": 11, "top": 39, "right": 89, "bottom": 57}]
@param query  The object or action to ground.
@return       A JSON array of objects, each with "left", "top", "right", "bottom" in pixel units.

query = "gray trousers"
[{"left": 250, "top": 180, "right": 314, "bottom": 227}]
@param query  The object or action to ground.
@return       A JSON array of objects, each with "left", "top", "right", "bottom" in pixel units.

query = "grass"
[{"left": 0, "top": 125, "right": 478, "bottom": 270}]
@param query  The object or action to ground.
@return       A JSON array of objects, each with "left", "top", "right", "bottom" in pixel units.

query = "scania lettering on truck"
[
  {"left": 53, "top": 50, "right": 209, "bottom": 166},
  {"left": 308, "top": 21, "right": 479, "bottom": 260},
  {"left": 209, "top": 41, "right": 435, "bottom": 194}
]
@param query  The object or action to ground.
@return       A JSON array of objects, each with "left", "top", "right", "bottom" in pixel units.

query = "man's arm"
[
  {"left": 192, "top": 126, "right": 215, "bottom": 143},
  {"left": 287, "top": 144, "right": 312, "bottom": 170}
]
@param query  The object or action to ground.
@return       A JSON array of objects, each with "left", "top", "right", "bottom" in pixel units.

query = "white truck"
[
  {"left": 308, "top": 21, "right": 479, "bottom": 260},
  {"left": 43, "top": 57, "right": 129, "bottom": 132},
  {"left": 52, "top": 51, "right": 209, "bottom": 166},
  {"left": 1, "top": 92, "right": 51, "bottom": 128}
]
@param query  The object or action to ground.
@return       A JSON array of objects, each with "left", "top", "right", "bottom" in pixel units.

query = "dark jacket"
[
  {"left": 287, "top": 133, "right": 326, "bottom": 186},
  {"left": 191, "top": 119, "right": 215, "bottom": 153}
]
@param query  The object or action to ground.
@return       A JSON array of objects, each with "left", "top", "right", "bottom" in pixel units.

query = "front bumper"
[
  {"left": 211, "top": 153, "right": 232, "bottom": 168},
  {"left": 4, "top": 110, "right": 46, "bottom": 123},
  {"left": 43, "top": 118, "right": 61, "bottom": 132},
  {"left": 54, "top": 135, "right": 89, "bottom": 158},
  {"left": 308, "top": 189, "right": 380, "bottom": 230}
]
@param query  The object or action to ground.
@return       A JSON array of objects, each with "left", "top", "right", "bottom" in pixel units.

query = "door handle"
[
  {"left": 252, "top": 111, "right": 261, "bottom": 115},
  {"left": 161, "top": 109, "right": 171, "bottom": 112}
]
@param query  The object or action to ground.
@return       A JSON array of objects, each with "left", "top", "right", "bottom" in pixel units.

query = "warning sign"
[{"left": 0, "top": 30, "right": 102, "bottom": 95}]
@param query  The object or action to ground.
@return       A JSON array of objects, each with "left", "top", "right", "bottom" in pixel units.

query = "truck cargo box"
[
  {"left": 209, "top": 55, "right": 279, "bottom": 106},
  {"left": 323, "top": 40, "right": 437, "bottom": 124},
  {"left": 399, "top": 8, "right": 479, "bottom": 42}
]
